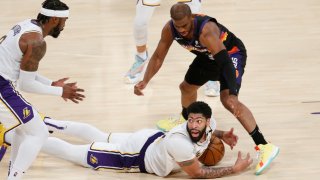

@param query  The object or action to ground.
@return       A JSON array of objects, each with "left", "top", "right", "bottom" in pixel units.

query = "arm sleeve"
[
  {"left": 17, "top": 70, "right": 62, "bottom": 96},
  {"left": 35, "top": 73, "right": 53, "bottom": 85},
  {"left": 166, "top": 134, "right": 196, "bottom": 162},
  {"left": 214, "top": 49, "right": 238, "bottom": 95}
]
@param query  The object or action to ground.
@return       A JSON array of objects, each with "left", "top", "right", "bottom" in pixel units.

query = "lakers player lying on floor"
[{"left": 1, "top": 101, "right": 252, "bottom": 178}]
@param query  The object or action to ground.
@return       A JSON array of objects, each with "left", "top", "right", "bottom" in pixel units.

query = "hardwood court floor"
[{"left": 0, "top": 0, "right": 320, "bottom": 179}]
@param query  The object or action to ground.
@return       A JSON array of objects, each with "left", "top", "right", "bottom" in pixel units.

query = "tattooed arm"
[
  {"left": 17, "top": 32, "right": 85, "bottom": 102},
  {"left": 20, "top": 32, "right": 46, "bottom": 71},
  {"left": 16, "top": 32, "right": 62, "bottom": 96},
  {"left": 177, "top": 151, "right": 252, "bottom": 179}
]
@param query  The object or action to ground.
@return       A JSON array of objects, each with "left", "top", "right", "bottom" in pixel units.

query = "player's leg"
[
  {"left": 41, "top": 137, "right": 89, "bottom": 167},
  {"left": 179, "top": 0, "right": 202, "bottom": 13},
  {"left": 179, "top": 0, "right": 220, "bottom": 97},
  {"left": 8, "top": 111, "right": 49, "bottom": 180},
  {"left": 156, "top": 56, "right": 209, "bottom": 131},
  {"left": 124, "top": 0, "right": 157, "bottom": 84},
  {"left": 107, "top": 132, "right": 132, "bottom": 144},
  {"left": 219, "top": 52, "right": 279, "bottom": 175},
  {"left": 87, "top": 129, "right": 161, "bottom": 171},
  {"left": 0, "top": 78, "right": 49, "bottom": 179},
  {"left": 41, "top": 132, "right": 135, "bottom": 169},
  {"left": 44, "top": 117, "right": 108, "bottom": 142}
]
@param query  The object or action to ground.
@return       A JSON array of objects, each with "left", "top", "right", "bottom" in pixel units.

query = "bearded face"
[
  {"left": 187, "top": 124, "right": 207, "bottom": 143},
  {"left": 186, "top": 113, "right": 209, "bottom": 143},
  {"left": 49, "top": 17, "right": 67, "bottom": 38},
  {"left": 50, "top": 24, "right": 62, "bottom": 38}
]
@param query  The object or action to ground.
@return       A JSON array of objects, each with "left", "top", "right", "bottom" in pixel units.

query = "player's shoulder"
[
  {"left": 19, "top": 32, "right": 45, "bottom": 54},
  {"left": 163, "top": 20, "right": 172, "bottom": 31},
  {"left": 165, "top": 133, "right": 193, "bottom": 150}
]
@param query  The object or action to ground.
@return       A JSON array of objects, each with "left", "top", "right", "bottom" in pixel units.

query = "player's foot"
[
  {"left": 124, "top": 53, "right": 149, "bottom": 84},
  {"left": 204, "top": 81, "right": 220, "bottom": 97},
  {"left": 0, "top": 123, "right": 8, "bottom": 162},
  {"left": 255, "top": 143, "right": 279, "bottom": 175},
  {"left": 156, "top": 115, "right": 186, "bottom": 132}
]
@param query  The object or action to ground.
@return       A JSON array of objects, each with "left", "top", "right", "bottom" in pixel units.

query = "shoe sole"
[
  {"left": 255, "top": 146, "right": 280, "bottom": 175},
  {"left": 205, "top": 93, "right": 220, "bottom": 97},
  {"left": 156, "top": 124, "right": 169, "bottom": 132},
  {"left": 124, "top": 74, "right": 142, "bottom": 84}
]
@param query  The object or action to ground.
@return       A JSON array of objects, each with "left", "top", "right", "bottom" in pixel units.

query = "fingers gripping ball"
[{"left": 198, "top": 135, "right": 225, "bottom": 166}]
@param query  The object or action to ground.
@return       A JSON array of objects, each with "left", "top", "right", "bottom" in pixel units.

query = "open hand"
[
  {"left": 222, "top": 128, "right": 238, "bottom": 150},
  {"left": 61, "top": 82, "right": 85, "bottom": 104},
  {"left": 232, "top": 151, "right": 253, "bottom": 173}
]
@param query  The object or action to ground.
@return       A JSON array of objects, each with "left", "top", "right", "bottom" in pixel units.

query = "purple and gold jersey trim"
[
  {"left": 87, "top": 132, "right": 164, "bottom": 172},
  {"left": 0, "top": 76, "right": 34, "bottom": 126}
]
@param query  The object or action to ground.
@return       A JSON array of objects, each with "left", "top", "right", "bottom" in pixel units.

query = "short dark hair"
[
  {"left": 187, "top": 101, "right": 212, "bottom": 119},
  {"left": 37, "top": 0, "right": 69, "bottom": 24},
  {"left": 170, "top": 3, "right": 192, "bottom": 21}
]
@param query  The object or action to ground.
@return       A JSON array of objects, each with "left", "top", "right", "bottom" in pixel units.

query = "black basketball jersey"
[{"left": 169, "top": 14, "right": 246, "bottom": 60}]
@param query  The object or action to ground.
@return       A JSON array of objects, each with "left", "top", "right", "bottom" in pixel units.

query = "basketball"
[{"left": 198, "top": 135, "right": 225, "bottom": 166}]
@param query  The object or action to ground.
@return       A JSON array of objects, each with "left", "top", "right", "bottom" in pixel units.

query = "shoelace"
[
  {"left": 256, "top": 147, "right": 265, "bottom": 162},
  {"left": 129, "top": 57, "right": 145, "bottom": 72}
]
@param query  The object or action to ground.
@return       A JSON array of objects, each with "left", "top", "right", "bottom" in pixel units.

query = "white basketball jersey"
[
  {"left": 144, "top": 118, "right": 217, "bottom": 177},
  {"left": 0, "top": 19, "right": 42, "bottom": 82}
]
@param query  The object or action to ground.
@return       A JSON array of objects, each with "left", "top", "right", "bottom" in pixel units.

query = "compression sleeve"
[
  {"left": 214, "top": 49, "right": 238, "bottom": 95},
  {"left": 17, "top": 70, "right": 62, "bottom": 96},
  {"left": 35, "top": 73, "right": 53, "bottom": 85}
]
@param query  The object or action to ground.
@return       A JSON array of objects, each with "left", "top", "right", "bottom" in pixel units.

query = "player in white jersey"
[
  {"left": 124, "top": 0, "right": 220, "bottom": 97},
  {"left": 3, "top": 101, "right": 252, "bottom": 178},
  {"left": 0, "top": 0, "right": 85, "bottom": 179}
]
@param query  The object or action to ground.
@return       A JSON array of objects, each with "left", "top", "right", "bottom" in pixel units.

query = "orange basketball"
[{"left": 198, "top": 135, "right": 225, "bottom": 166}]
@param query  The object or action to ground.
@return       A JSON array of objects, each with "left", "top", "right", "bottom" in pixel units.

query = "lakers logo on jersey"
[
  {"left": 23, "top": 107, "right": 31, "bottom": 119},
  {"left": 90, "top": 154, "right": 98, "bottom": 165}
]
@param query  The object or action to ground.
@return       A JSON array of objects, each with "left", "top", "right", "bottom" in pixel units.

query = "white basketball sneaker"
[
  {"left": 124, "top": 53, "right": 149, "bottom": 84},
  {"left": 204, "top": 81, "right": 220, "bottom": 97}
]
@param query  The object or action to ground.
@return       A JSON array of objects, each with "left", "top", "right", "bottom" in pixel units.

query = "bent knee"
[
  {"left": 221, "top": 97, "right": 237, "bottom": 110},
  {"left": 179, "top": 82, "right": 199, "bottom": 94}
]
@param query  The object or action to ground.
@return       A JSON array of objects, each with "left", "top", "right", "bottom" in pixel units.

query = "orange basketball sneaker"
[{"left": 255, "top": 143, "right": 279, "bottom": 175}]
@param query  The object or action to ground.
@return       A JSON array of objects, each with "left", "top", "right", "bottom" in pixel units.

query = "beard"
[
  {"left": 50, "top": 25, "right": 62, "bottom": 38},
  {"left": 187, "top": 125, "right": 207, "bottom": 143}
]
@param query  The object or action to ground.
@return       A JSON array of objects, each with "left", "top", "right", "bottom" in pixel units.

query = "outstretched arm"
[
  {"left": 18, "top": 32, "right": 85, "bottom": 103},
  {"left": 178, "top": 151, "right": 252, "bottom": 178},
  {"left": 134, "top": 22, "right": 174, "bottom": 96}
]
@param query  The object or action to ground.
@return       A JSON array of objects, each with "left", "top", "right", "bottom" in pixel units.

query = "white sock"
[
  {"left": 8, "top": 112, "right": 49, "bottom": 179},
  {"left": 41, "top": 137, "right": 89, "bottom": 167},
  {"left": 137, "top": 51, "right": 147, "bottom": 60},
  {"left": 44, "top": 118, "right": 108, "bottom": 142}
]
